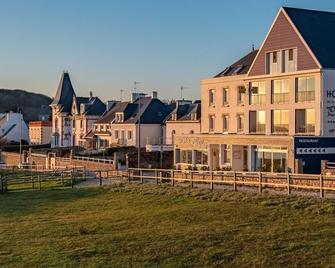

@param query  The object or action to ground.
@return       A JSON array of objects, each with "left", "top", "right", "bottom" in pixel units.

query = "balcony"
[
  {"left": 250, "top": 94, "right": 266, "bottom": 105},
  {"left": 250, "top": 124, "right": 266, "bottom": 134},
  {"left": 117, "top": 138, "right": 127, "bottom": 145},
  {"left": 272, "top": 124, "right": 289, "bottom": 134},
  {"left": 296, "top": 91, "right": 315, "bottom": 102},
  {"left": 296, "top": 124, "right": 315, "bottom": 135},
  {"left": 272, "top": 93, "right": 289, "bottom": 104}
]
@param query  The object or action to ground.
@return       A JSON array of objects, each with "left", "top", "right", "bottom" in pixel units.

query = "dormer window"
[
  {"left": 115, "top": 112, "right": 124, "bottom": 123},
  {"left": 191, "top": 113, "right": 197, "bottom": 121},
  {"left": 171, "top": 113, "right": 177, "bottom": 120},
  {"left": 266, "top": 48, "right": 297, "bottom": 74}
]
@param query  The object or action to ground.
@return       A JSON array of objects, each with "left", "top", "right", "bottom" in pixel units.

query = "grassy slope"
[{"left": 0, "top": 184, "right": 335, "bottom": 267}]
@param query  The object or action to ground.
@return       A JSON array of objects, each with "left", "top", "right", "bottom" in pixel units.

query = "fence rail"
[{"left": 126, "top": 168, "right": 335, "bottom": 198}]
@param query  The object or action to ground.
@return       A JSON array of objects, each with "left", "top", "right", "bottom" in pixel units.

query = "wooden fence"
[
  {"left": 0, "top": 166, "right": 87, "bottom": 193},
  {"left": 127, "top": 168, "right": 335, "bottom": 198}
]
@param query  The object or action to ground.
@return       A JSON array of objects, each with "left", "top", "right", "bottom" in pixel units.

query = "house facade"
[
  {"left": 29, "top": 121, "right": 52, "bottom": 145},
  {"left": 174, "top": 7, "right": 335, "bottom": 173},
  {"left": 50, "top": 72, "right": 106, "bottom": 148},
  {"left": 0, "top": 112, "right": 29, "bottom": 144},
  {"left": 85, "top": 93, "right": 173, "bottom": 151},
  {"left": 165, "top": 100, "right": 201, "bottom": 145}
]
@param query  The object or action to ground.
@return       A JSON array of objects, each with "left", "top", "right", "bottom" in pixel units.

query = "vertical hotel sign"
[{"left": 325, "top": 88, "right": 335, "bottom": 135}]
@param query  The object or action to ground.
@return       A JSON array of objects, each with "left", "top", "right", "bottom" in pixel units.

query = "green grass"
[{"left": 0, "top": 184, "right": 335, "bottom": 267}]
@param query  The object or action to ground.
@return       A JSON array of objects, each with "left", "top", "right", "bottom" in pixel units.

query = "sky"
[{"left": 0, "top": 0, "right": 335, "bottom": 102}]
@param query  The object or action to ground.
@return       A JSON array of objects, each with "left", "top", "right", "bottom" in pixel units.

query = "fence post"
[
  {"left": 233, "top": 171, "right": 237, "bottom": 192},
  {"left": 38, "top": 175, "right": 41, "bottom": 190},
  {"left": 190, "top": 172, "right": 194, "bottom": 188},
  {"left": 287, "top": 173, "right": 291, "bottom": 195},
  {"left": 0, "top": 175, "right": 2, "bottom": 193},
  {"left": 210, "top": 171, "right": 214, "bottom": 191},
  {"left": 259, "top": 172, "right": 262, "bottom": 193},
  {"left": 128, "top": 169, "right": 131, "bottom": 183},
  {"left": 320, "top": 174, "right": 324, "bottom": 198},
  {"left": 159, "top": 171, "right": 162, "bottom": 184},
  {"left": 140, "top": 170, "right": 143, "bottom": 184},
  {"left": 171, "top": 170, "right": 175, "bottom": 186},
  {"left": 61, "top": 173, "right": 64, "bottom": 187},
  {"left": 99, "top": 171, "right": 102, "bottom": 187},
  {"left": 71, "top": 171, "right": 74, "bottom": 188},
  {"left": 155, "top": 169, "right": 158, "bottom": 185}
]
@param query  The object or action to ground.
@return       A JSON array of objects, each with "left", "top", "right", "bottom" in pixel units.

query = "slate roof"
[
  {"left": 95, "top": 97, "right": 173, "bottom": 125},
  {"left": 283, "top": 7, "right": 335, "bottom": 68},
  {"left": 214, "top": 50, "right": 258, "bottom": 78},
  {"left": 50, "top": 72, "right": 76, "bottom": 114},
  {"left": 167, "top": 101, "right": 201, "bottom": 122}
]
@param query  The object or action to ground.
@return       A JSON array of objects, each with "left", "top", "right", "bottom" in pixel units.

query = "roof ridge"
[{"left": 283, "top": 6, "right": 335, "bottom": 15}]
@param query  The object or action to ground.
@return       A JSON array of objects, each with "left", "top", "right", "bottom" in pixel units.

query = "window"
[
  {"left": 195, "top": 150, "right": 208, "bottom": 165},
  {"left": 250, "top": 110, "right": 266, "bottom": 134},
  {"left": 272, "top": 79, "right": 289, "bottom": 104},
  {"left": 237, "top": 114, "right": 244, "bottom": 132},
  {"left": 296, "top": 76, "right": 315, "bottom": 102},
  {"left": 128, "top": 130, "right": 132, "bottom": 140},
  {"left": 190, "top": 113, "right": 197, "bottom": 121},
  {"left": 171, "top": 113, "right": 177, "bottom": 120},
  {"left": 115, "top": 113, "right": 124, "bottom": 122},
  {"left": 289, "top": 49, "right": 294, "bottom": 61},
  {"left": 250, "top": 81, "right": 266, "bottom": 105},
  {"left": 295, "top": 109, "right": 315, "bottom": 134},
  {"left": 209, "top": 89, "right": 215, "bottom": 106},
  {"left": 222, "top": 144, "right": 231, "bottom": 165},
  {"left": 283, "top": 48, "right": 297, "bottom": 72},
  {"left": 273, "top": 51, "right": 277, "bottom": 63},
  {"left": 266, "top": 51, "right": 280, "bottom": 74},
  {"left": 237, "top": 86, "right": 245, "bottom": 105},
  {"left": 222, "top": 115, "right": 229, "bottom": 133},
  {"left": 209, "top": 115, "right": 215, "bottom": 132},
  {"left": 80, "top": 120, "right": 83, "bottom": 129},
  {"left": 222, "top": 88, "right": 229, "bottom": 105},
  {"left": 181, "top": 150, "right": 192, "bottom": 164},
  {"left": 271, "top": 110, "right": 289, "bottom": 134},
  {"left": 115, "top": 130, "right": 119, "bottom": 139}
]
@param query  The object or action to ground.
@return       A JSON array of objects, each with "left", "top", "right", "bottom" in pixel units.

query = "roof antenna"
[
  {"left": 252, "top": 42, "right": 255, "bottom": 51},
  {"left": 120, "top": 89, "right": 124, "bottom": 101},
  {"left": 180, "top": 86, "right": 188, "bottom": 100}
]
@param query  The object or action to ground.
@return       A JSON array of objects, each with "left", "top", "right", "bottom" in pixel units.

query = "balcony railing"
[
  {"left": 272, "top": 93, "right": 289, "bottom": 104},
  {"left": 272, "top": 124, "right": 289, "bottom": 134},
  {"left": 296, "top": 91, "right": 315, "bottom": 102},
  {"left": 250, "top": 94, "right": 266, "bottom": 105},
  {"left": 250, "top": 124, "right": 266, "bottom": 134},
  {"left": 117, "top": 138, "right": 127, "bottom": 145},
  {"left": 296, "top": 124, "right": 315, "bottom": 135}
]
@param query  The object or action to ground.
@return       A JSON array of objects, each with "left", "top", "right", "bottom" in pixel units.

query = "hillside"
[{"left": 0, "top": 89, "right": 52, "bottom": 122}]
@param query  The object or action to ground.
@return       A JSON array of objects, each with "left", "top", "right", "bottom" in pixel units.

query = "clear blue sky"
[{"left": 0, "top": 0, "right": 335, "bottom": 101}]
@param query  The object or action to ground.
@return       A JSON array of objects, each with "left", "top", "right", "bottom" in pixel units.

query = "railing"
[
  {"left": 73, "top": 156, "right": 114, "bottom": 164},
  {"left": 127, "top": 168, "right": 335, "bottom": 198},
  {"left": 272, "top": 124, "right": 289, "bottom": 134},
  {"left": 250, "top": 94, "right": 266, "bottom": 105},
  {"left": 250, "top": 124, "right": 266, "bottom": 134},
  {"left": 296, "top": 91, "right": 315, "bottom": 102},
  {"left": 296, "top": 124, "right": 315, "bottom": 135},
  {"left": 272, "top": 93, "right": 289, "bottom": 104}
]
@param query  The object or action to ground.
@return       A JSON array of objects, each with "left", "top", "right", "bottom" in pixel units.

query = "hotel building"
[{"left": 174, "top": 7, "right": 335, "bottom": 173}]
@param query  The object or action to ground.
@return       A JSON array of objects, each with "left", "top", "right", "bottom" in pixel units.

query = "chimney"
[
  {"left": 152, "top": 91, "right": 158, "bottom": 99},
  {"left": 89, "top": 91, "right": 93, "bottom": 99}
]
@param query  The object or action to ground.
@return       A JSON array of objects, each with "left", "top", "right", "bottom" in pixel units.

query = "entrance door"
[{"left": 210, "top": 145, "right": 220, "bottom": 171}]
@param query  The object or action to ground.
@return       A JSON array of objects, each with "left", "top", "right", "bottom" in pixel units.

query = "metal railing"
[
  {"left": 296, "top": 124, "right": 315, "bottom": 135},
  {"left": 272, "top": 124, "right": 289, "bottom": 134},
  {"left": 272, "top": 93, "right": 289, "bottom": 104},
  {"left": 296, "top": 91, "right": 315, "bottom": 102},
  {"left": 250, "top": 94, "right": 266, "bottom": 105},
  {"left": 73, "top": 156, "right": 114, "bottom": 164}
]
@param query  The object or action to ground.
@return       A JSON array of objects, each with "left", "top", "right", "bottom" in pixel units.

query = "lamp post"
[
  {"left": 134, "top": 81, "right": 141, "bottom": 169},
  {"left": 19, "top": 108, "right": 22, "bottom": 166}
]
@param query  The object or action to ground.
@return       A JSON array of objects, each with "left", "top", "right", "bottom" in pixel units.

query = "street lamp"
[{"left": 134, "top": 81, "right": 141, "bottom": 169}]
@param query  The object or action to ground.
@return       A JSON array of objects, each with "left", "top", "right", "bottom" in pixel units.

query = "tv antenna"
[
  {"left": 180, "top": 86, "right": 188, "bottom": 100},
  {"left": 120, "top": 89, "right": 125, "bottom": 101}
]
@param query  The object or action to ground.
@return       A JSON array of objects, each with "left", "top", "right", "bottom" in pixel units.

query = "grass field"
[{"left": 1, "top": 184, "right": 335, "bottom": 267}]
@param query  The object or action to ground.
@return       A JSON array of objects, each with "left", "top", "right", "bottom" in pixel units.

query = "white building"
[{"left": 0, "top": 112, "right": 29, "bottom": 144}]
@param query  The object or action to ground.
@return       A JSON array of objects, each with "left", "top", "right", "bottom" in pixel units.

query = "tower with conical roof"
[{"left": 50, "top": 72, "right": 77, "bottom": 147}]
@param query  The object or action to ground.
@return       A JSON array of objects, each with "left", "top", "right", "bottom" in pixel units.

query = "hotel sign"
[{"left": 325, "top": 89, "right": 335, "bottom": 134}]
